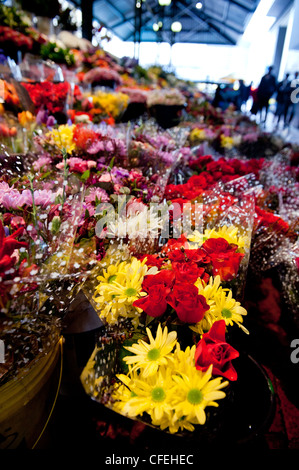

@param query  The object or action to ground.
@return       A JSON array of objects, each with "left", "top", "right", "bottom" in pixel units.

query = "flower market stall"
[{"left": 0, "top": 3, "right": 298, "bottom": 452}]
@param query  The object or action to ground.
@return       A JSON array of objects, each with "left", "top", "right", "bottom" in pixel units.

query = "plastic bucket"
[{"left": 0, "top": 337, "right": 63, "bottom": 449}]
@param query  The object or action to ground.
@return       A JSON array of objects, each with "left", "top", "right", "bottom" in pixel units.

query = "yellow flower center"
[
  {"left": 221, "top": 308, "right": 232, "bottom": 319},
  {"left": 125, "top": 287, "right": 137, "bottom": 297},
  {"left": 151, "top": 387, "right": 166, "bottom": 402},
  {"left": 147, "top": 348, "right": 160, "bottom": 361},
  {"left": 187, "top": 389, "right": 203, "bottom": 405},
  {"left": 108, "top": 275, "right": 117, "bottom": 283}
]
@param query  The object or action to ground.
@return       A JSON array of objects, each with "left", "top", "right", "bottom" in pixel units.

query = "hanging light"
[
  {"left": 153, "top": 23, "right": 159, "bottom": 31},
  {"left": 171, "top": 21, "right": 182, "bottom": 32},
  {"left": 196, "top": 2, "right": 203, "bottom": 9},
  {"left": 158, "top": 0, "right": 172, "bottom": 6}
]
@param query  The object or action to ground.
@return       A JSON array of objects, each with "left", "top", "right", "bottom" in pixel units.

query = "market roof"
[{"left": 91, "top": 0, "right": 261, "bottom": 46}]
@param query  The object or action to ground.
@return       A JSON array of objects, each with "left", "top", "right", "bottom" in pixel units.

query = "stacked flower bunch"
[
  {"left": 78, "top": 89, "right": 129, "bottom": 124},
  {"left": 0, "top": 4, "right": 48, "bottom": 61},
  {"left": 83, "top": 67, "right": 122, "bottom": 89},
  {"left": 81, "top": 210, "right": 250, "bottom": 435},
  {"left": 22, "top": 81, "right": 82, "bottom": 123},
  {"left": 146, "top": 88, "right": 186, "bottom": 108}
]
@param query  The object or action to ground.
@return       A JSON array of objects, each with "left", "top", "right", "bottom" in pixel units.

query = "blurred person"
[
  {"left": 236, "top": 79, "right": 251, "bottom": 112},
  {"left": 256, "top": 66, "right": 277, "bottom": 123},
  {"left": 274, "top": 73, "right": 291, "bottom": 127}
]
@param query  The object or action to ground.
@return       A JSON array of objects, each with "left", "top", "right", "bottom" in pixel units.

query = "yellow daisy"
[
  {"left": 123, "top": 324, "right": 177, "bottom": 377},
  {"left": 172, "top": 364, "right": 229, "bottom": 426},
  {"left": 119, "top": 367, "right": 175, "bottom": 422},
  {"left": 210, "top": 288, "right": 249, "bottom": 334},
  {"left": 93, "top": 257, "right": 153, "bottom": 325},
  {"left": 188, "top": 225, "right": 249, "bottom": 250},
  {"left": 172, "top": 343, "right": 196, "bottom": 375},
  {"left": 191, "top": 275, "right": 222, "bottom": 335}
]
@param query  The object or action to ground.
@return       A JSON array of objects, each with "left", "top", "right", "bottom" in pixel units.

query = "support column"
[
  {"left": 273, "top": 26, "right": 287, "bottom": 79},
  {"left": 81, "top": 0, "right": 93, "bottom": 41}
]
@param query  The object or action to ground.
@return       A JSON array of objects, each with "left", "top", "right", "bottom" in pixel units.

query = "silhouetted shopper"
[
  {"left": 257, "top": 66, "right": 277, "bottom": 122},
  {"left": 275, "top": 73, "right": 291, "bottom": 126}
]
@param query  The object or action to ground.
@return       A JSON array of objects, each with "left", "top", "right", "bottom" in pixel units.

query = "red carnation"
[{"left": 195, "top": 320, "right": 239, "bottom": 381}]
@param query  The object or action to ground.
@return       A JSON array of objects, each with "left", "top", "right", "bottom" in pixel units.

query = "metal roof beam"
[
  {"left": 227, "top": 0, "right": 256, "bottom": 13},
  {"left": 177, "top": 1, "right": 236, "bottom": 44}
]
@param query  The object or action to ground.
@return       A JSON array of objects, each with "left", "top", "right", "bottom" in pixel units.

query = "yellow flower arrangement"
[
  {"left": 189, "top": 128, "right": 206, "bottom": 144},
  {"left": 111, "top": 324, "right": 229, "bottom": 434},
  {"left": 89, "top": 90, "right": 129, "bottom": 119},
  {"left": 46, "top": 124, "right": 76, "bottom": 154},
  {"left": 92, "top": 256, "right": 157, "bottom": 325},
  {"left": 220, "top": 134, "right": 234, "bottom": 149}
]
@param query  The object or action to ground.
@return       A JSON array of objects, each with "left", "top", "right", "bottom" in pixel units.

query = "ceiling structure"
[{"left": 90, "top": 0, "right": 262, "bottom": 46}]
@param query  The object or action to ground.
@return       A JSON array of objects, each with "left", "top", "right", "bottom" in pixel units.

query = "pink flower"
[
  {"left": 33, "top": 156, "right": 52, "bottom": 172},
  {"left": 85, "top": 187, "right": 109, "bottom": 204},
  {"left": 56, "top": 158, "right": 96, "bottom": 173},
  {"left": 0, "top": 187, "right": 55, "bottom": 209}
]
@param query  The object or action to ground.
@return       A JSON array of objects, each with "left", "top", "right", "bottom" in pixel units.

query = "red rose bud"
[{"left": 195, "top": 320, "right": 239, "bottom": 381}]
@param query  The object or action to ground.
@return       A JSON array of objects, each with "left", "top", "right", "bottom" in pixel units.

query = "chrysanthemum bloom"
[
  {"left": 171, "top": 364, "right": 228, "bottom": 427},
  {"left": 93, "top": 257, "right": 156, "bottom": 325},
  {"left": 114, "top": 367, "right": 175, "bottom": 423},
  {"left": 209, "top": 288, "right": 248, "bottom": 334},
  {"left": 188, "top": 225, "right": 250, "bottom": 250},
  {"left": 191, "top": 275, "right": 223, "bottom": 335},
  {"left": 123, "top": 324, "right": 177, "bottom": 377}
]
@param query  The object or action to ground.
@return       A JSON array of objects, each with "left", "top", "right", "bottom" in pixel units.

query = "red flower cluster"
[
  {"left": 201, "top": 237, "right": 244, "bottom": 282},
  {"left": 0, "top": 220, "right": 27, "bottom": 274},
  {"left": 134, "top": 269, "right": 209, "bottom": 323},
  {"left": 254, "top": 206, "right": 290, "bottom": 234},
  {"left": 195, "top": 320, "right": 239, "bottom": 381},
  {"left": 190, "top": 154, "right": 265, "bottom": 185},
  {"left": 0, "top": 26, "right": 33, "bottom": 50},
  {"left": 23, "top": 81, "right": 70, "bottom": 114}
]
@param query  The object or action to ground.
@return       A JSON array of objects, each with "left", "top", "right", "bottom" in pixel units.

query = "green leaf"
[{"left": 81, "top": 169, "right": 90, "bottom": 181}]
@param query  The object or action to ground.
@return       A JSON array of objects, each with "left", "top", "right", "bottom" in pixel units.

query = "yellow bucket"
[{"left": 0, "top": 336, "right": 63, "bottom": 449}]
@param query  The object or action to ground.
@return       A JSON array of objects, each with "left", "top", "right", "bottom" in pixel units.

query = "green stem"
[
  {"left": 62, "top": 148, "right": 69, "bottom": 205},
  {"left": 28, "top": 175, "right": 37, "bottom": 228}
]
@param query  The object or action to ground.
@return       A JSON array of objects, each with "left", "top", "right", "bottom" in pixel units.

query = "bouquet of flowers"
[{"left": 80, "top": 175, "right": 254, "bottom": 436}]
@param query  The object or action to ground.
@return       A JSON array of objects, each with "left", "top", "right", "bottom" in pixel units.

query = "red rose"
[
  {"left": 137, "top": 254, "right": 164, "bottom": 269},
  {"left": 134, "top": 284, "right": 169, "bottom": 317},
  {"left": 134, "top": 270, "right": 175, "bottom": 318},
  {"left": 195, "top": 320, "right": 239, "bottom": 381},
  {"left": 202, "top": 237, "right": 243, "bottom": 281},
  {"left": 167, "top": 283, "right": 209, "bottom": 323},
  {"left": 172, "top": 261, "right": 202, "bottom": 284},
  {"left": 211, "top": 251, "right": 244, "bottom": 281},
  {"left": 202, "top": 237, "right": 233, "bottom": 254},
  {"left": 161, "top": 234, "right": 189, "bottom": 255}
]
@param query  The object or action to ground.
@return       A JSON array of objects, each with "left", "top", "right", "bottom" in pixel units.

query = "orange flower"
[{"left": 18, "top": 111, "right": 35, "bottom": 127}]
